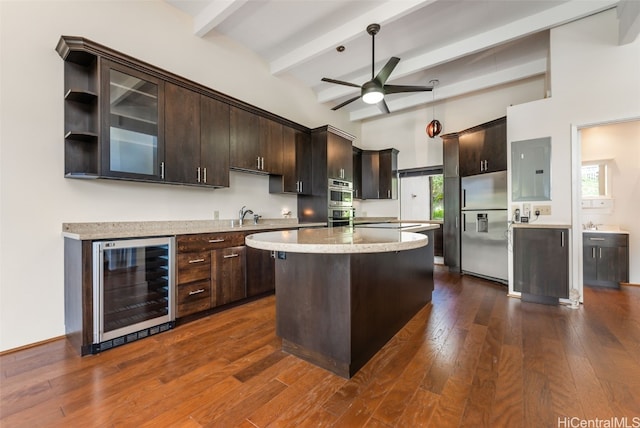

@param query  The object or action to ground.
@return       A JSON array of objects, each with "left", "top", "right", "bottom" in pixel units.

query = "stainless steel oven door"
[
  {"left": 328, "top": 208, "right": 354, "bottom": 227},
  {"left": 328, "top": 188, "right": 353, "bottom": 207}
]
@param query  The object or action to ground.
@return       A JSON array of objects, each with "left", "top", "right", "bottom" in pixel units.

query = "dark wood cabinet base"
[{"left": 274, "top": 242, "right": 434, "bottom": 378}]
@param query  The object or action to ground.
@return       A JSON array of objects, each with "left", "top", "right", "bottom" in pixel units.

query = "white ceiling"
[{"left": 165, "top": 0, "right": 621, "bottom": 121}]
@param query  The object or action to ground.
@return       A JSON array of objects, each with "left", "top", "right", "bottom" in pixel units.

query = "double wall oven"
[{"left": 328, "top": 178, "right": 354, "bottom": 227}]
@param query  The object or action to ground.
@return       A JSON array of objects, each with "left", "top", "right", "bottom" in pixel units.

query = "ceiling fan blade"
[
  {"left": 321, "top": 78, "right": 361, "bottom": 89},
  {"left": 377, "top": 99, "right": 390, "bottom": 114},
  {"left": 331, "top": 95, "right": 361, "bottom": 111},
  {"left": 384, "top": 84, "right": 433, "bottom": 95},
  {"left": 374, "top": 57, "right": 400, "bottom": 85}
]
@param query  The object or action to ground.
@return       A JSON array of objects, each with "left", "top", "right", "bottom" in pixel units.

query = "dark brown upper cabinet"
[
  {"left": 230, "top": 107, "right": 283, "bottom": 174},
  {"left": 101, "top": 59, "right": 166, "bottom": 182},
  {"left": 200, "top": 96, "right": 231, "bottom": 188},
  {"left": 458, "top": 117, "right": 507, "bottom": 176},
  {"left": 259, "top": 117, "right": 284, "bottom": 175},
  {"left": 269, "top": 126, "right": 311, "bottom": 194},
  {"left": 164, "top": 83, "right": 230, "bottom": 187},
  {"left": 327, "top": 130, "right": 353, "bottom": 181},
  {"left": 230, "top": 106, "right": 260, "bottom": 172},
  {"left": 57, "top": 35, "right": 305, "bottom": 188},
  {"left": 352, "top": 147, "right": 363, "bottom": 199},
  {"left": 164, "top": 83, "right": 200, "bottom": 184},
  {"left": 361, "top": 148, "right": 398, "bottom": 200}
]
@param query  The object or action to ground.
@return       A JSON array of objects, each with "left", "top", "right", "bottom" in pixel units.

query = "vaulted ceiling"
[{"left": 165, "top": 0, "right": 624, "bottom": 121}]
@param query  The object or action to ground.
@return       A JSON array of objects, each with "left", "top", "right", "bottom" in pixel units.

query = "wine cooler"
[{"left": 92, "top": 236, "right": 175, "bottom": 353}]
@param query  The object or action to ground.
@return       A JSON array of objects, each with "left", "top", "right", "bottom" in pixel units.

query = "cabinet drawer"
[
  {"left": 583, "top": 233, "right": 628, "bottom": 247},
  {"left": 177, "top": 233, "right": 245, "bottom": 252},
  {"left": 177, "top": 279, "right": 211, "bottom": 317},
  {"left": 177, "top": 251, "right": 211, "bottom": 284}
]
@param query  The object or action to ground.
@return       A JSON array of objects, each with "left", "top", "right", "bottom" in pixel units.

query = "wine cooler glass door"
[{"left": 93, "top": 237, "right": 174, "bottom": 343}]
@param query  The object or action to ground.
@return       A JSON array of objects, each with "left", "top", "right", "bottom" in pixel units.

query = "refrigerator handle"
[
  {"left": 462, "top": 189, "right": 466, "bottom": 208},
  {"left": 462, "top": 213, "right": 466, "bottom": 232}
]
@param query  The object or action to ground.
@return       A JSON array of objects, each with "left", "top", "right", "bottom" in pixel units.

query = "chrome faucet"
[{"left": 239, "top": 206, "right": 254, "bottom": 226}]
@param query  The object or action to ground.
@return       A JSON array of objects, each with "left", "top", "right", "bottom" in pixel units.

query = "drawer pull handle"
[
  {"left": 189, "top": 289, "right": 205, "bottom": 296},
  {"left": 589, "top": 237, "right": 606, "bottom": 241},
  {"left": 208, "top": 239, "right": 225, "bottom": 243},
  {"left": 188, "top": 258, "right": 205, "bottom": 264},
  {"left": 224, "top": 253, "right": 240, "bottom": 259}
]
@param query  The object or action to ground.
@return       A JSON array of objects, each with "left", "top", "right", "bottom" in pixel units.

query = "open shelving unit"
[{"left": 57, "top": 38, "right": 100, "bottom": 178}]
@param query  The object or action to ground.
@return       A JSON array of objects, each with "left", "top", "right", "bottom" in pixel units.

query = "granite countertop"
[
  {"left": 62, "top": 219, "right": 326, "bottom": 240},
  {"left": 512, "top": 223, "right": 572, "bottom": 229},
  {"left": 245, "top": 225, "right": 433, "bottom": 254}
]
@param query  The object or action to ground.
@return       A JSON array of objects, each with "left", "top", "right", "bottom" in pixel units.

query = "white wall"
[
  {"left": 580, "top": 121, "right": 640, "bottom": 283},
  {"left": 0, "top": 1, "right": 359, "bottom": 351},
  {"left": 400, "top": 176, "right": 431, "bottom": 220},
  {"left": 507, "top": 9, "right": 640, "bottom": 296},
  {"left": 356, "top": 77, "right": 545, "bottom": 218}
]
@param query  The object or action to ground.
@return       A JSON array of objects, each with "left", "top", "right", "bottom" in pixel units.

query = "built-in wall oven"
[
  {"left": 328, "top": 207, "right": 355, "bottom": 227},
  {"left": 328, "top": 178, "right": 354, "bottom": 226},
  {"left": 328, "top": 178, "right": 353, "bottom": 207},
  {"left": 92, "top": 236, "right": 175, "bottom": 353}
]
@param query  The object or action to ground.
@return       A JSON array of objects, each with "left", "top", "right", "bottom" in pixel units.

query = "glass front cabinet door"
[{"left": 101, "top": 59, "right": 165, "bottom": 181}]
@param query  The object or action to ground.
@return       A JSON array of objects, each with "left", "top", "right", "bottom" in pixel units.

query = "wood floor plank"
[
  {"left": 542, "top": 337, "right": 585, "bottom": 421},
  {"left": 459, "top": 315, "right": 503, "bottom": 427},
  {"left": 490, "top": 344, "right": 523, "bottom": 427},
  {"left": 371, "top": 339, "right": 438, "bottom": 425},
  {"left": 2, "top": 266, "right": 639, "bottom": 427},
  {"left": 566, "top": 353, "right": 616, "bottom": 420},
  {"left": 428, "top": 376, "right": 472, "bottom": 427},
  {"left": 245, "top": 364, "right": 331, "bottom": 426},
  {"left": 395, "top": 388, "right": 439, "bottom": 427},
  {"left": 421, "top": 327, "right": 468, "bottom": 394}
]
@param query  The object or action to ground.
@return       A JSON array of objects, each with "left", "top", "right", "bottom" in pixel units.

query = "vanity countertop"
[{"left": 583, "top": 229, "right": 629, "bottom": 235}]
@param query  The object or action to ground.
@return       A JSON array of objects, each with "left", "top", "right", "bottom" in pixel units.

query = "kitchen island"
[{"left": 245, "top": 224, "right": 438, "bottom": 378}]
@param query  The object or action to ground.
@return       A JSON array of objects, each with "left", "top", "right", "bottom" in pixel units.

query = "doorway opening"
[
  {"left": 399, "top": 166, "right": 444, "bottom": 261},
  {"left": 571, "top": 117, "right": 640, "bottom": 300}
]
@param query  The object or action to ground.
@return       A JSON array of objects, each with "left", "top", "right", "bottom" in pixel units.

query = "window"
[
  {"left": 399, "top": 167, "right": 443, "bottom": 221},
  {"left": 581, "top": 162, "right": 609, "bottom": 198},
  {"left": 430, "top": 174, "right": 444, "bottom": 220}
]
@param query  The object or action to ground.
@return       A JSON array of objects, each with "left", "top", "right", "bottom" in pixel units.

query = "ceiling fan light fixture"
[{"left": 362, "top": 81, "right": 384, "bottom": 104}]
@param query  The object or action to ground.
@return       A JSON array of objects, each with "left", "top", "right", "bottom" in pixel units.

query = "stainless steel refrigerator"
[{"left": 461, "top": 171, "right": 508, "bottom": 283}]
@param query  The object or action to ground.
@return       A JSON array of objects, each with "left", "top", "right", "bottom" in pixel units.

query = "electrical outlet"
[
  {"left": 533, "top": 205, "right": 551, "bottom": 215},
  {"left": 522, "top": 203, "right": 531, "bottom": 218},
  {"left": 214, "top": 210, "right": 219, "bottom": 220}
]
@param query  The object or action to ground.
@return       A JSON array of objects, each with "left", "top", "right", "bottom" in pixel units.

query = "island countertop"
[{"left": 245, "top": 224, "right": 437, "bottom": 254}]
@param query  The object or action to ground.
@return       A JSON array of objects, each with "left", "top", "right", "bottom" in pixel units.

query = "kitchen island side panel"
[
  {"left": 349, "top": 243, "right": 433, "bottom": 373},
  {"left": 274, "top": 235, "right": 433, "bottom": 378},
  {"left": 275, "top": 253, "right": 352, "bottom": 375}
]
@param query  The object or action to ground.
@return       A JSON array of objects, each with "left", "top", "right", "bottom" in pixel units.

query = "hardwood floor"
[{"left": 2, "top": 266, "right": 640, "bottom": 427}]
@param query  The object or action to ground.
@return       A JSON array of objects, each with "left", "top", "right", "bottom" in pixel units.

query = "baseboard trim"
[
  {"left": 0, "top": 335, "right": 66, "bottom": 356},
  {"left": 621, "top": 282, "right": 640, "bottom": 287}
]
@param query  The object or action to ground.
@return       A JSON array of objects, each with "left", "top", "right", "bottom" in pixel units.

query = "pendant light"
[{"left": 426, "top": 79, "right": 442, "bottom": 138}]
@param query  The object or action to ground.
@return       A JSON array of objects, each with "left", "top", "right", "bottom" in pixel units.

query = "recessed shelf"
[
  {"left": 65, "top": 90, "right": 97, "bottom": 103},
  {"left": 65, "top": 131, "right": 98, "bottom": 142}
]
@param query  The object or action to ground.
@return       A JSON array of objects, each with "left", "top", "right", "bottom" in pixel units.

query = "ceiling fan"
[{"left": 322, "top": 23, "right": 434, "bottom": 114}]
